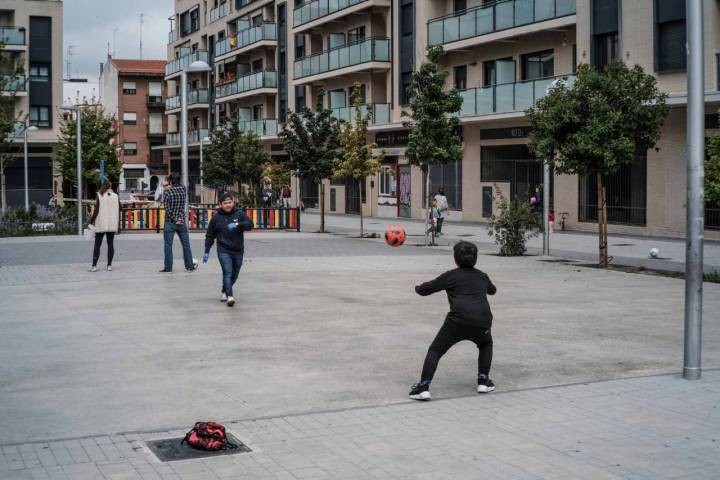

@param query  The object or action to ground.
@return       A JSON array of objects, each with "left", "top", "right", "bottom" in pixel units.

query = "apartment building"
[
  {"left": 99, "top": 58, "right": 168, "bottom": 196},
  {"left": 0, "top": 0, "right": 63, "bottom": 208},
  {"left": 162, "top": 0, "right": 720, "bottom": 239}
]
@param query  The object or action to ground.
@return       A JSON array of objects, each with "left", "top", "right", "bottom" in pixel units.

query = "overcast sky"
[{"left": 63, "top": 0, "right": 174, "bottom": 80}]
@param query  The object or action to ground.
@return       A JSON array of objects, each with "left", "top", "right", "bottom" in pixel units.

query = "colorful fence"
[{"left": 120, "top": 207, "right": 300, "bottom": 232}]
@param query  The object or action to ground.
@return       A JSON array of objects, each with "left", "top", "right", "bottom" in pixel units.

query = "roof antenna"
[{"left": 139, "top": 13, "right": 144, "bottom": 59}]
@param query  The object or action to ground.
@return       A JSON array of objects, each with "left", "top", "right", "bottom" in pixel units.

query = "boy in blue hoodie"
[{"left": 203, "top": 193, "right": 254, "bottom": 306}]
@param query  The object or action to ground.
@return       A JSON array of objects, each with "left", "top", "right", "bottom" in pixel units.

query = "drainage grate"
[{"left": 146, "top": 434, "right": 251, "bottom": 462}]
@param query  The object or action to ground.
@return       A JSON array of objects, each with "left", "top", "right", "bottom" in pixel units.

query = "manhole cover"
[{"left": 146, "top": 434, "right": 251, "bottom": 462}]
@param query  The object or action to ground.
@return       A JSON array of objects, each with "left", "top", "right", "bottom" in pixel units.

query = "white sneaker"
[
  {"left": 107, "top": 266, "right": 112, "bottom": 271},
  {"left": 226, "top": 296, "right": 235, "bottom": 307},
  {"left": 90, "top": 266, "right": 97, "bottom": 272},
  {"left": 220, "top": 293, "right": 228, "bottom": 302}
]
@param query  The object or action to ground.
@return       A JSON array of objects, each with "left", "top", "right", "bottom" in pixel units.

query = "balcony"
[
  {"left": 165, "top": 89, "right": 210, "bottom": 111},
  {"left": 214, "top": 23, "right": 276, "bottom": 61},
  {"left": 215, "top": 71, "right": 277, "bottom": 101},
  {"left": 239, "top": 119, "right": 278, "bottom": 137},
  {"left": 210, "top": 2, "right": 230, "bottom": 23},
  {"left": 0, "top": 27, "right": 26, "bottom": 48},
  {"left": 293, "top": 37, "right": 390, "bottom": 82},
  {"left": 166, "top": 128, "right": 210, "bottom": 146},
  {"left": 147, "top": 125, "right": 165, "bottom": 139},
  {"left": 165, "top": 50, "right": 210, "bottom": 77},
  {"left": 332, "top": 103, "right": 390, "bottom": 126},
  {"left": 147, "top": 95, "right": 165, "bottom": 108},
  {"left": 0, "top": 74, "right": 26, "bottom": 93},
  {"left": 428, "top": 0, "right": 576, "bottom": 49},
  {"left": 457, "top": 75, "right": 575, "bottom": 119},
  {"left": 168, "top": 29, "right": 178, "bottom": 44},
  {"left": 294, "top": 0, "right": 365, "bottom": 28}
]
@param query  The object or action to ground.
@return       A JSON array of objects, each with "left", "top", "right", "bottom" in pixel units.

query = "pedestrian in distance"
[
  {"left": 203, "top": 193, "right": 254, "bottom": 307},
  {"left": 434, "top": 187, "right": 449, "bottom": 235},
  {"left": 409, "top": 241, "right": 497, "bottom": 401},
  {"left": 89, "top": 180, "right": 120, "bottom": 272},
  {"left": 159, "top": 172, "right": 196, "bottom": 273}
]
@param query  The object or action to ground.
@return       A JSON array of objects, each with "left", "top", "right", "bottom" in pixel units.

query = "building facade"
[
  {"left": 0, "top": 0, "right": 63, "bottom": 208},
  {"left": 162, "top": 0, "right": 720, "bottom": 239},
  {"left": 99, "top": 58, "right": 168, "bottom": 196}
]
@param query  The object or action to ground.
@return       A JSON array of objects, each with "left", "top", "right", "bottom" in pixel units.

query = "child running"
[
  {"left": 409, "top": 241, "right": 497, "bottom": 401},
  {"left": 202, "top": 193, "right": 254, "bottom": 307}
]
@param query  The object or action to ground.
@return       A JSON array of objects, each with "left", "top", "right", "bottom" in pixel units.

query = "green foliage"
[
  {"left": 280, "top": 89, "right": 340, "bottom": 183},
  {"left": 262, "top": 161, "right": 291, "bottom": 187},
  {"left": 57, "top": 107, "right": 120, "bottom": 197},
  {"left": 0, "top": 204, "right": 77, "bottom": 237},
  {"left": 403, "top": 46, "right": 463, "bottom": 172},
  {"left": 204, "top": 120, "right": 241, "bottom": 187},
  {"left": 526, "top": 61, "right": 669, "bottom": 176},
  {"left": 235, "top": 131, "right": 269, "bottom": 206},
  {"left": 706, "top": 136, "right": 720, "bottom": 204},
  {"left": 487, "top": 189, "right": 541, "bottom": 256}
]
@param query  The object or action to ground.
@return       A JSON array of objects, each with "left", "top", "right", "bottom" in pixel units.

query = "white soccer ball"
[{"left": 649, "top": 248, "right": 659, "bottom": 259}]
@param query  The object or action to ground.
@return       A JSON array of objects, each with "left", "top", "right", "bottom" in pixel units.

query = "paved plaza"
[{"left": 0, "top": 231, "right": 719, "bottom": 479}]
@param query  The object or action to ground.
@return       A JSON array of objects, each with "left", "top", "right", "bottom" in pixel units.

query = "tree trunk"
[
  {"left": 597, "top": 173, "right": 609, "bottom": 267},
  {"left": 359, "top": 179, "right": 364, "bottom": 238},
  {"left": 424, "top": 166, "right": 431, "bottom": 247},
  {"left": 320, "top": 181, "right": 325, "bottom": 233}
]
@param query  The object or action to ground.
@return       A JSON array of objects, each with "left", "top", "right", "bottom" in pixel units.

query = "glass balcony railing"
[
  {"left": 215, "top": 23, "right": 276, "bottom": 57},
  {"left": 294, "top": 37, "right": 390, "bottom": 79},
  {"left": 165, "top": 89, "right": 210, "bottom": 110},
  {"left": 165, "top": 50, "right": 210, "bottom": 76},
  {"left": 239, "top": 119, "right": 279, "bottom": 137},
  {"left": 210, "top": 2, "right": 231, "bottom": 22},
  {"left": 293, "top": 0, "right": 366, "bottom": 27},
  {"left": 457, "top": 75, "right": 575, "bottom": 117},
  {"left": 216, "top": 71, "right": 277, "bottom": 98},
  {"left": 331, "top": 103, "right": 390, "bottom": 126},
  {"left": 428, "top": 0, "right": 576, "bottom": 46},
  {"left": 168, "top": 30, "right": 178, "bottom": 44},
  {"left": 0, "top": 74, "right": 26, "bottom": 92},
  {"left": 0, "top": 27, "right": 26, "bottom": 46},
  {"left": 166, "top": 128, "right": 210, "bottom": 146}
]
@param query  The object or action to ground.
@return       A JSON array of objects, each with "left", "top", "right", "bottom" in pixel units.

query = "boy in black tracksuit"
[
  {"left": 203, "top": 193, "right": 254, "bottom": 307},
  {"left": 409, "top": 241, "right": 497, "bottom": 401}
]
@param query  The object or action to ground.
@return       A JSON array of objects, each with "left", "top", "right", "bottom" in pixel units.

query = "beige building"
[
  {"left": 161, "top": 0, "right": 720, "bottom": 239},
  {"left": 0, "top": 0, "right": 63, "bottom": 208}
]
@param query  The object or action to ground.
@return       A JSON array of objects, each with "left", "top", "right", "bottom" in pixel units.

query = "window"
[
  {"left": 329, "top": 33, "right": 345, "bottom": 49},
  {"left": 252, "top": 14, "right": 263, "bottom": 27},
  {"left": 424, "top": 161, "right": 463, "bottom": 210},
  {"left": 329, "top": 89, "right": 346, "bottom": 109},
  {"left": 655, "top": 0, "right": 686, "bottom": 72},
  {"left": 347, "top": 26, "right": 365, "bottom": 44},
  {"left": 521, "top": 50, "right": 554, "bottom": 80},
  {"left": 252, "top": 59, "right": 263, "bottom": 71},
  {"left": 29, "top": 106, "right": 50, "bottom": 127},
  {"left": 295, "top": 34, "right": 305, "bottom": 58},
  {"left": 295, "top": 85, "right": 306, "bottom": 111},
  {"left": 294, "top": 0, "right": 304, "bottom": 6},
  {"left": 379, "top": 166, "right": 396, "bottom": 197},
  {"left": 123, "top": 142, "right": 138, "bottom": 156},
  {"left": 454, "top": 65, "right": 467, "bottom": 90},
  {"left": 122, "top": 81, "right": 136, "bottom": 94},
  {"left": 454, "top": 0, "right": 466, "bottom": 13},
  {"left": 400, "top": 72, "right": 412, "bottom": 105},
  {"left": 399, "top": 0, "right": 414, "bottom": 106},
  {"left": 123, "top": 112, "right": 137, "bottom": 124},
  {"left": 252, "top": 104, "right": 263, "bottom": 120},
  {"left": 149, "top": 82, "right": 162, "bottom": 96},
  {"left": 594, "top": 32, "right": 618, "bottom": 69},
  {"left": 592, "top": 0, "right": 619, "bottom": 69},
  {"left": 190, "top": 8, "right": 200, "bottom": 32},
  {"left": 29, "top": 64, "right": 49, "bottom": 82},
  {"left": 572, "top": 44, "right": 577, "bottom": 73}
]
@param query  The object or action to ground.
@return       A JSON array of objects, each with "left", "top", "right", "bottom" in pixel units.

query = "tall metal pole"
[
  {"left": 684, "top": 0, "right": 704, "bottom": 380},
  {"left": 23, "top": 128, "right": 29, "bottom": 211},
  {"left": 76, "top": 108, "right": 83, "bottom": 236},
  {"left": 543, "top": 163, "right": 550, "bottom": 255},
  {"left": 180, "top": 70, "right": 189, "bottom": 222},
  {"left": 199, "top": 139, "right": 205, "bottom": 205}
]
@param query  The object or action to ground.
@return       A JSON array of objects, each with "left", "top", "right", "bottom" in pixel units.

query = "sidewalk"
[
  {"left": 3, "top": 371, "right": 719, "bottom": 480},
  {"left": 301, "top": 213, "right": 720, "bottom": 272}
]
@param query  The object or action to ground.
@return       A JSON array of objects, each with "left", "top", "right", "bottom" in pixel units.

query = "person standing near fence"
[
  {"left": 159, "top": 172, "right": 196, "bottom": 273},
  {"left": 434, "top": 188, "right": 449, "bottom": 236},
  {"left": 202, "top": 193, "right": 254, "bottom": 307},
  {"left": 89, "top": 180, "right": 120, "bottom": 272}
]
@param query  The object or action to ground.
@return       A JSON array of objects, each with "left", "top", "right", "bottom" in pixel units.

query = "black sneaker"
[
  {"left": 477, "top": 378, "right": 496, "bottom": 394},
  {"left": 158, "top": 269, "right": 172, "bottom": 273},
  {"left": 409, "top": 383, "right": 431, "bottom": 401}
]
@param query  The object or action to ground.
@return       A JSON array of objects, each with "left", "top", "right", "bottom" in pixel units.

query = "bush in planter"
[{"left": 487, "top": 189, "right": 541, "bottom": 256}]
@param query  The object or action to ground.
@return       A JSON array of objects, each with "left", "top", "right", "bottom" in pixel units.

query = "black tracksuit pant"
[{"left": 421, "top": 319, "right": 493, "bottom": 383}]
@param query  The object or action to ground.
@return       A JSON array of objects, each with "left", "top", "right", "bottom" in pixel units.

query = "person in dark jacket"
[
  {"left": 409, "top": 241, "right": 497, "bottom": 401},
  {"left": 202, "top": 193, "right": 254, "bottom": 306}
]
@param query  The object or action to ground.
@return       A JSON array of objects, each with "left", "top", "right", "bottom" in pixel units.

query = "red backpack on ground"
[{"left": 182, "top": 422, "right": 236, "bottom": 451}]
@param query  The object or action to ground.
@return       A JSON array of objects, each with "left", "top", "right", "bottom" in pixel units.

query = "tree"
[
  {"left": 0, "top": 42, "right": 26, "bottom": 213},
  {"left": 487, "top": 188, "right": 541, "bottom": 256},
  {"left": 526, "top": 61, "right": 669, "bottom": 267},
  {"left": 235, "top": 131, "right": 268, "bottom": 206},
  {"left": 262, "top": 161, "right": 291, "bottom": 188},
  {"left": 335, "top": 83, "right": 384, "bottom": 237},
  {"left": 402, "top": 46, "right": 463, "bottom": 245},
  {"left": 707, "top": 135, "right": 720, "bottom": 205},
  {"left": 280, "top": 89, "right": 340, "bottom": 232},
  {"left": 57, "top": 107, "right": 120, "bottom": 200},
  {"left": 204, "top": 120, "right": 241, "bottom": 189}
]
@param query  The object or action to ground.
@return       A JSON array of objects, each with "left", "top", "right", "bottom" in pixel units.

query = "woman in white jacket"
[{"left": 89, "top": 180, "right": 120, "bottom": 272}]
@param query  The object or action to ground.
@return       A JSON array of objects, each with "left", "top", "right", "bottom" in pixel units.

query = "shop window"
[
  {"left": 424, "top": 161, "right": 463, "bottom": 210},
  {"left": 379, "top": 166, "right": 396, "bottom": 197}
]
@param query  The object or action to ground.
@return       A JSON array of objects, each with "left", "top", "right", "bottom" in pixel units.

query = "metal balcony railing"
[
  {"left": 0, "top": 27, "right": 26, "bottom": 46},
  {"left": 210, "top": 2, "right": 231, "bottom": 22},
  {"left": 293, "top": 0, "right": 367, "bottom": 27},
  {"left": 216, "top": 71, "right": 277, "bottom": 98},
  {"left": 293, "top": 37, "right": 390, "bottom": 79},
  {"left": 239, "top": 119, "right": 279, "bottom": 137},
  {"left": 165, "top": 89, "right": 210, "bottom": 110},
  {"left": 0, "top": 74, "right": 26, "bottom": 92},
  {"left": 147, "top": 95, "right": 165, "bottom": 108},
  {"left": 428, "top": 0, "right": 576, "bottom": 46},
  {"left": 215, "top": 22, "right": 276, "bottom": 57},
  {"left": 457, "top": 75, "right": 575, "bottom": 117},
  {"left": 168, "top": 29, "right": 178, "bottom": 44},
  {"left": 166, "top": 128, "right": 210, "bottom": 146},
  {"left": 165, "top": 50, "right": 210, "bottom": 76},
  {"left": 331, "top": 103, "right": 390, "bottom": 125}
]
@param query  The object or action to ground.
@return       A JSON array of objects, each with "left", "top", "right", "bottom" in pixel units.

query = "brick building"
[{"left": 99, "top": 57, "right": 168, "bottom": 196}]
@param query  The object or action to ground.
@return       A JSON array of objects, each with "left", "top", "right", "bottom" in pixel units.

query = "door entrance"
[
  {"left": 398, "top": 165, "right": 411, "bottom": 218},
  {"left": 345, "top": 178, "right": 360, "bottom": 214}
]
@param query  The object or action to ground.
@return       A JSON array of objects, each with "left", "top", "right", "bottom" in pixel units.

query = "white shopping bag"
[{"left": 84, "top": 224, "right": 95, "bottom": 241}]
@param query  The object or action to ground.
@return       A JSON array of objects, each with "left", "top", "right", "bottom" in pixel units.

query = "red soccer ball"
[{"left": 385, "top": 225, "right": 406, "bottom": 247}]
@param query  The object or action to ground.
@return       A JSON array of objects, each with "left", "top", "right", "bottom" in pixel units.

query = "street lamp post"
[
  {"left": 62, "top": 102, "right": 82, "bottom": 235},
  {"left": 22, "top": 125, "right": 39, "bottom": 211},
  {"left": 200, "top": 136, "right": 210, "bottom": 205}
]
